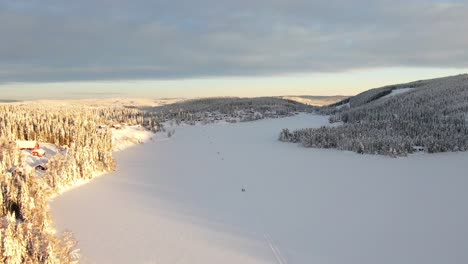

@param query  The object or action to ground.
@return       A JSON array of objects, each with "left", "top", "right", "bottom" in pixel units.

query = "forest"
[
  {"left": 280, "top": 74, "right": 468, "bottom": 156},
  {"left": 0, "top": 103, "right": 159, "bottom": 263},
  {"left": 144, "top": 97, "right": 314, "bottom": 124}
]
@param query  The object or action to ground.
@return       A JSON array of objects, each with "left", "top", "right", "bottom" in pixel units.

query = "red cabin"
[{"left": 32, "top": 149, "right": 46, "bottom": 157}]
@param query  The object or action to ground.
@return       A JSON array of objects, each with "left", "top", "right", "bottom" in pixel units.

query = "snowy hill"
[
  {"left": 146, "top": 97, "right": 315, "bottom": 125},
  {"left": 282, "top": 74, "right": 468, "bottom": 156},
  {"left": 328, "top": 74, "right": 467, "bottom": 109},
  {"left": 281, "top": 95, "right": 349, "bottom": 106}
]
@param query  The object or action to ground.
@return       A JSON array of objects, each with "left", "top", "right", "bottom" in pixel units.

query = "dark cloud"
[{"left": 0, "top": 0, "right": 467, "bottom": 82}]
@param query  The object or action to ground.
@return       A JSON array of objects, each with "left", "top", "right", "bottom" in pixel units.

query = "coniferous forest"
[
  {"left": 146, "top": 97, "right": 314, "bottom": 123},
  {"left": 0, "top": 103, "right": 158, "bottom": 263},
  {"left": 279, "top": 74, "right": 468, "bottom": 156}
]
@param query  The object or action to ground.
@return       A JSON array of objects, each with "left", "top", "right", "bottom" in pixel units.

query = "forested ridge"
[
  {"left": 280, "top": 74, "right": 468, "bottom": 156},
  {"left": 146, "top": 97, "right": 314, "bottom": 123}
]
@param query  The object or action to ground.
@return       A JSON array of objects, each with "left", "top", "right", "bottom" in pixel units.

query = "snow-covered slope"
[
  {"left": 311, "top": 74, "right": 468, "bottom": 155},
  {"left": 281, "top": 95, "right": 348, "bottom": 106},
  {"left": 112, "top": 125, "right": 154, "bottom": 151},
  {"left": 374, "top": 87, "right": 415, "bottom": 102},
  {"left": 51, "top": 114, "right": 468, "bottom": 264}
]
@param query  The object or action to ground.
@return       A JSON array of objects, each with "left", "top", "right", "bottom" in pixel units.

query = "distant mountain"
[
  {"left": 281, "top": 95, "right": 349, "bottom": 106},
  {"left": 0, "top": 99, "right": 21, "bottom": 103},
  {"left": 280, "top": 74, "right": 468, "bottom": 156},
  {"left": 17, "top": 98, "right": 184, "bottom": 107}
]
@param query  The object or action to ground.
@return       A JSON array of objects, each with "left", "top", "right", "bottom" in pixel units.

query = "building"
[
  {"left": 413, "top": 146, "right": 425, "bottom": 152},
  {"left": 15, "top": 140, "right": 39, "bottom": 150},
  {"left": 35, "top": 164, "right": 47, "bottom": 171},
  {"left": 32, "top": 149, "right": 46, "bottom": 157}
]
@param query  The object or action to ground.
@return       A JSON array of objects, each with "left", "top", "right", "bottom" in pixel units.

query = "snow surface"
[
  {"left": 51, "top": 114, "right": 468, "bottom": 264},
  {"left": 112, "top": 125, "right": 154, "bottom": 151},
  {"left": 23, "top": 143, "right": 62, "bottom": 173},
  {"left": 335, "top": 102, "right": 350, "bottom": 109},
  {"left": 281, "top": 96, "right": 347, "bottom": 106},
  {"left": 379, "top": 88, "right": 415, "bottom": 101}
]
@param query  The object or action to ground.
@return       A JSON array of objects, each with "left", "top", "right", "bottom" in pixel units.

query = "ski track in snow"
[{"left": 264, "top": 233, "right": 288, "bottom": 264}]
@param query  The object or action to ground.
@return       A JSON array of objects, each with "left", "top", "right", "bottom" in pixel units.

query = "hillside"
[
  {"left": 281, "top": 95, "right": 349, "bottom": 106},
  {"left": 0, "top": 99, "right": 21, "bottom": 103},
  {"left": 145, "top": 97, "right": 315, "bottom": 124},
  {"left": 280, "top": 74, "right": 468, "bottom": 156}
]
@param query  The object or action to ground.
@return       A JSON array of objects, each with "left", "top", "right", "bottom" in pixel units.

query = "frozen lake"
[{"left": 51, "top": 114, "right": 468, "bottom": 264}]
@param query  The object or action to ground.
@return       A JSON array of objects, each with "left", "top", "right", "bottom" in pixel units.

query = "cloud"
[
  {"left": 64, "top": 92, "right": 125, "bottom": 96},
  {"left": 0, "top": 0, "right": 467, "bottom": 82}
]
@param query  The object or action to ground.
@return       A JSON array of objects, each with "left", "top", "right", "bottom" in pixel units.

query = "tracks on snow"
[{"left": 264, "top": 233, "right": 289, "bottom": 264}]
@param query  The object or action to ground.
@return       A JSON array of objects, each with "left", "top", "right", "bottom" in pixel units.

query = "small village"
[
  {"left": 162, "top": 109, "right": 299, "bottom": 125},
  {"left": 15, "top": 140, "right": 48, "bottom": 171}
]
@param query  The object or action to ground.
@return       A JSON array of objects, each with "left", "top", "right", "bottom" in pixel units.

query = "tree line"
[{"left": 280, "top": 74, "right": 468, "bottom": 156}]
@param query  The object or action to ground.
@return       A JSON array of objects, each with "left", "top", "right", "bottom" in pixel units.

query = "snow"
[
  {"left": 51, "top": 114, "right": 468, "bottom": 264},
  {"left": 111, "top": 125, "right": 154, "bottom": 151},
  {"left": 15, "top": 140, "right": 38, "bottom": 149},
  {"left": 51, "top": 126, "right": 154, "bottom": 196},
  {"left": 21, "top": 124, "right": 153, "bottom": 175},
  {"left": 336, "top": 102, "right": 350, "bottom": 109},
  {"left": 379, "top": 87, "right": 415, "bottom": 101},
  {"left": 23, "top": 143, "right": 62, "bottom": 172},
  {"left": 282, "top": 96, "right": 348, "bottom": 106},
  {"left": 19, "top": 126, "right": 153, "bottom": 197}
]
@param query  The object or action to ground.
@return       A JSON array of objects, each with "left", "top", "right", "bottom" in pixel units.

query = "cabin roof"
[
  {"left": 33, "top": 149, "right": 46, "bottom": 155},
  {"left": 15, "top": 140, "right": 38, "bottom": 149}
]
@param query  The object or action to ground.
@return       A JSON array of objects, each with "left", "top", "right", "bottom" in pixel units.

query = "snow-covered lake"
[{"left": 51, "top": 114, "right": 468, "bottom": 264}]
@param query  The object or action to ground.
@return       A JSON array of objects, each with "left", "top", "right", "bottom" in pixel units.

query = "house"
[
  {"left": 35, "top": 164, "right": 47, "bottom": 171},
  {"left": 16, "top": 140, "right": 39, "bottom": 150},
  {"left": 32, "top": 149, "right": 46, "bottom": 157},
  {"left": 413, "top": 146, "right": 425, "bottom": 152}
]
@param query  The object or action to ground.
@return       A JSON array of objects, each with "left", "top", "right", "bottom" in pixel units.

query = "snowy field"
[{"left": 51, "top": 114, "right": 468, "bottom": 264}]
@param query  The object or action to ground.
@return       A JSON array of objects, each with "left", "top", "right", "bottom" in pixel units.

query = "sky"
[{"left": 1, "top": 0, "right": 467, "bottom": 99}]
